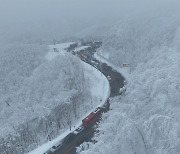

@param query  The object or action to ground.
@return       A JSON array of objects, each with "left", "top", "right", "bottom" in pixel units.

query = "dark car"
[{"left": 63, "top": 133, "right": 75, "bottom": 143}]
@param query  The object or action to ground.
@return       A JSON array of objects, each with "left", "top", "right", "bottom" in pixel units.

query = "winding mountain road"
[{"left": 49, "top": 42, "right": 125, "bottom": 154}]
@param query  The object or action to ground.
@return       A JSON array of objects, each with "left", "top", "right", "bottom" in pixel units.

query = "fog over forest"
[
  {"left": 0, "top": 0, "right": 180, "bottom": 42},
  {"left": 1, "top": 0, "right": 180, "bottom": 153}
]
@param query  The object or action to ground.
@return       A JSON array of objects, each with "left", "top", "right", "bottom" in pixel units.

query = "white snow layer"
[
  {"left": 45, "top": 42, "right": 75, "bottom": 61},
  {"left": 82, "top": 48, "right": 180, "bottom": 154},
  {"left": 79, "top": 18, "right": 180, "bottom": 154},
  {"left": 27, "top": 44, "right": 110, "bottom": 154}
]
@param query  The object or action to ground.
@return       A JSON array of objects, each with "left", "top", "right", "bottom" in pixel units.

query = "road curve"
[{"left": 50, "top": 42, "right": 125, "bottom": 154}]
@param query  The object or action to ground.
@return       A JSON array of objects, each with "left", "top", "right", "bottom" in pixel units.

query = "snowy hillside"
[
  {"left": 0, "top": 42, "right": 108, "bottom": 153},
  {"left": 98, "top": 16, "right": 180, "bottom": 70},
  {"left": 79, "top": 16, "right": 180, "bottom": 154},
  {"left": 1, "top": 1, "right": 180, "bottom": 154}
]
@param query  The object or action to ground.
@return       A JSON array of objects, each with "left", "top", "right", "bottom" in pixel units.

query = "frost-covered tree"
[
  {"left": 0, "top": 42, "right": 93, "bottom": 153},
  {"left": 79, "top": 14, "right": 180, "bottom": 154}
]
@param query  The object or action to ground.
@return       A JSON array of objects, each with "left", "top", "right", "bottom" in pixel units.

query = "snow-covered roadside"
[
  {"left": 46, "top": 43, "right": 110, "bottom": 107},
  {"left": 82, "top": 60, "right": 110, "bottom": 107},
  {"left": 94, "top": 52, "right": 130, "bottom": 81},
  {"left": 27, "top": 128, "right": 75, "bottom": 154},
  {"left": 45, "top": 42, "right": 76, "bottom": 61},
  {"left": 27, "top": 43, "right": 110, "bottom": 154}
]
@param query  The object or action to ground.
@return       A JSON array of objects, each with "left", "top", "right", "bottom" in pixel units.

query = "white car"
[
  {"left": 73, "top": 126, "right": 84, "bottom": 135},
  {"left": 50, "top": 146, "right": 56, "bottom": 152},
  {"left": 91, "top": 60, "right": 98, "bottom": 66},
  {"left": 119, "top": 86, "right": 126, "bottom": 94},
  {"left": 49, "top": 141, "right": 63, "bottom": 152},
  {"left": 107, "top": 75, "right": 111, "bottom": 80}
]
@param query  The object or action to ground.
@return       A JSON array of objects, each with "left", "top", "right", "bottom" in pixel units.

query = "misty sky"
[{"left": 0, "top": 0, "right": 180, "bottom": 41}]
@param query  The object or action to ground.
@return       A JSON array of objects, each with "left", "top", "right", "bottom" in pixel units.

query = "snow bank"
[
  {"left": 28, "top": 130, "right": 71, "bottom": 154},
  {"left": 82, "top": 60, "right": 110, "bottom": 107}
]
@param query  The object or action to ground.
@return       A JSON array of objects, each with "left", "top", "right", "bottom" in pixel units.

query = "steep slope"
[
  {"left": 79, "top": 16, "right": 180, "bottom": 154},
  {"left": 0, "top": 43, "right": 92, "bottom": 153}
]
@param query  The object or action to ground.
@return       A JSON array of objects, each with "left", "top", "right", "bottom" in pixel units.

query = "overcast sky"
[{"left": 0, "top": 0, "right": 180, "bottom": 42}]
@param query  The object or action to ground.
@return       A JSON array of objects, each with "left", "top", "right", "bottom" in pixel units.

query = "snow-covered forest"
[
  {"left": 78, "top": 9, "right": 180, "bottom": 154},
  {"left": 0, "top": 42, "right": 92, "bottom": 152},
  {"left": 1, "top": 0, "right": 180, "bottom": 154},
  {"left": 0, "top": 0, "right": 112, "bottom": 152}
]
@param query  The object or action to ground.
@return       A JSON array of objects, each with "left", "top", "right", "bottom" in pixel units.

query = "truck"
[{"left": 82, "top": 107, "right": 101, "bottom": 128}]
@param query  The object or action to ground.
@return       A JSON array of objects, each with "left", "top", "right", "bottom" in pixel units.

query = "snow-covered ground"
[
  {"left": 83, "top": 60, "right": 110, "bottom": 107},
  {"left": 80, "top": 47, "right": 180, "bottom": 154},
  {"left": 28, "top": 128, "right": 75, "bottom": 154},
  {"left": 45, "top": 43, "right": 110, "bottom": 107},
  {"left": 78, "top": 15, "right": 180, "bottom": 154},
  {"left": 27, "top": 43, "right": 110, "bottom": 154},
  {"left": 45, "top": 42, "right": 76, "bottom": 60}
]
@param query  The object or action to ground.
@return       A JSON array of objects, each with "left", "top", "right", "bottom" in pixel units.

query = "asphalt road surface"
[{"left": 51, "top": 42, "right": 125, "bottom": 154}]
